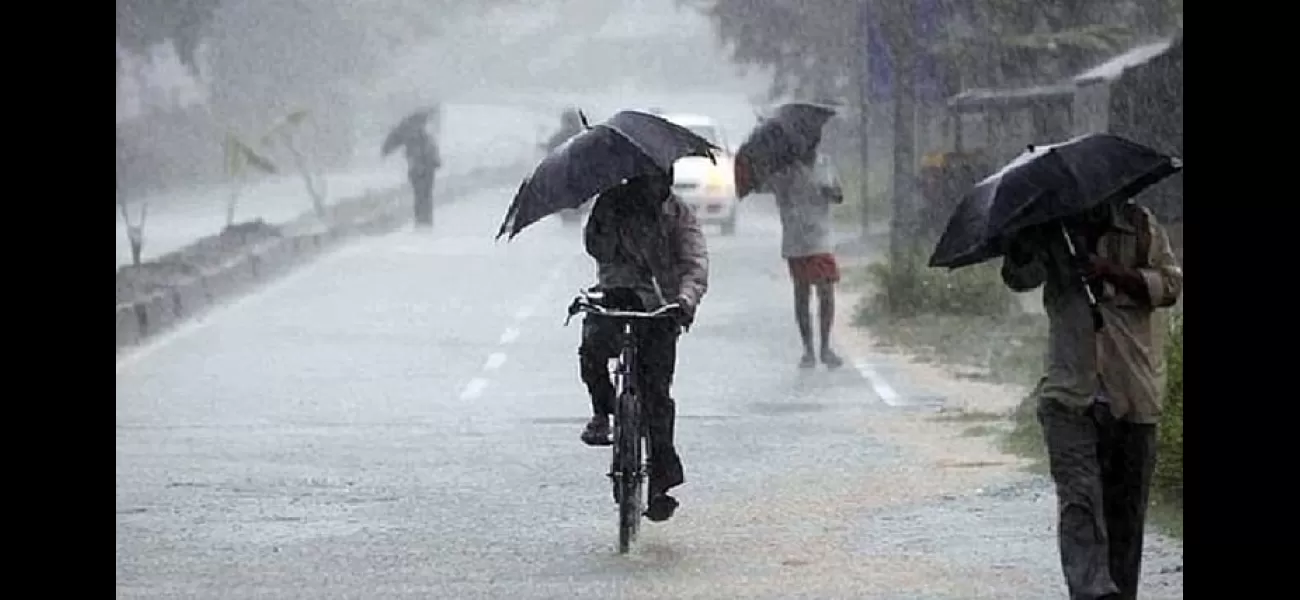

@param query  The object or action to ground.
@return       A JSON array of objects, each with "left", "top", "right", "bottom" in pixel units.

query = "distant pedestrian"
[
  {"left": 382, "top": 106, "right": 443, "bottom": 228},
  {"left": 767, "top": 148, "right": 845, "bottom": 369},
  {"left": 405, "top": 128, "right": 441, "bottom": 227}
]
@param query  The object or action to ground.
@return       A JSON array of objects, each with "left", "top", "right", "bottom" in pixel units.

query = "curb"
[
  {"left": 115, "top": 189, "right": 407, "bottom": 354},
  {"left": 116, "top": 303, "right": 142, "bottom": 348},
  {"left": 115, "top": 162, "right": 530, "bottom": 356}
]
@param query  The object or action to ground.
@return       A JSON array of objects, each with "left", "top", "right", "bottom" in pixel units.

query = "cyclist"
[{"left": 578, "top": 168, "right": 709, "bottom": 523}]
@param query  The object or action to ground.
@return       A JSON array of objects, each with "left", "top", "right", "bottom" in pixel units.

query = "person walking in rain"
[
  {"left": 383, "top": 106, "right": 443, "bottom": 228},
  {"left": 577, "top": 168, "right": 708, "bottom": 523},
  {"left": 1001, "top": 199, "right": 1182, "bottom": 600},
  {"left": 405, "top": 123, "right": 441, "bottom": 228},
  {"left": 767, "top": 145, "right": 846, "bottom": 369}
]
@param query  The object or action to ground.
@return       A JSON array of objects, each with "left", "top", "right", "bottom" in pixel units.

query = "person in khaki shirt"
[{"left": 1002, "top": 198, "right": 1182, "bottom": 600}]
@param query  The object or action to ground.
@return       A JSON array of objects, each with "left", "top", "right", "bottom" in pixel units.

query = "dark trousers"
[
  {"left": 579, "top": 316, "right": 684, "bottom": 495},
  {"left": 1037, "top": 397, "right": 1158, "bottom": 600},
  {"left": 409, "top": 169, "right": 435, "bottom": 226}
]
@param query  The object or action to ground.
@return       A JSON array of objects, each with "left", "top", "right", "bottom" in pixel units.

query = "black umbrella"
[
  {"left": 495, "top": 110, "right": 718, "bottom": 240},
  {"left": 382, "top": 107, "right": 437, "bottom": 157},
  {"left": 928, "top": 133, "right": 1182, "bottom": 331},
  {"left": 928, "top": 133, "right": 1183, "bottom": 270},
  {"left": 735, "top": 102, "right": 837, "bottom": 198}
]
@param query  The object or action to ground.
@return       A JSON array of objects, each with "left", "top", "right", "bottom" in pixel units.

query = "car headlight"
[{"left": 703, "top": 170, "right": 733, "bottom": 197}]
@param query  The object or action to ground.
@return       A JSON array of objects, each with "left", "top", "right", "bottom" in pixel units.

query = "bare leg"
[
  {"left": 815, "top": 282, "right": 843, "bottom": 367},
  {"left": 793, "top": 281, "right": 815, "bottom": 367}
]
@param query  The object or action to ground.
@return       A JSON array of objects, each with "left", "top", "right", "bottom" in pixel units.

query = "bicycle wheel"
[{"left": 614, "top": 390, "right": 644, "bottom": 554}]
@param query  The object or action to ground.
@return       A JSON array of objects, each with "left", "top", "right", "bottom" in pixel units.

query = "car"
[{"left": 659, "top": 113, "right": 741, "bottom": 235}]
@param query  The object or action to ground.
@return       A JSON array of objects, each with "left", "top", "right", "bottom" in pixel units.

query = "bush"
[
  {"left": 832, "top": 159, "right": 892, "bottom": 225},
  {"left": 1154, "top": 313, "right": 1183, "bottom": 500},
  {"left": 857, "top": 250, "right": 1015, "bottom": 321}
]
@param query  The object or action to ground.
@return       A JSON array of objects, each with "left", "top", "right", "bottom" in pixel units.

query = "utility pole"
[
  {"left": 886, "top": 1, "right": 919, "bottom": 312},
  {"left": 852, "top": 1, "right": 872, "bottom": 244}
]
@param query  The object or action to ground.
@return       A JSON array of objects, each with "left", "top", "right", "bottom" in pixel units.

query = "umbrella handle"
[{"left": 1060, "top": 224, "right": 1104, "bottom": 332}]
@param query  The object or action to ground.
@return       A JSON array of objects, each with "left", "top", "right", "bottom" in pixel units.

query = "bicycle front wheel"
[{"left": 614, "top": 390, "right": 644, "bottom": 554}]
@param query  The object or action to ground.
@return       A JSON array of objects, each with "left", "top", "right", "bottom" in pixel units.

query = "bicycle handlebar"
[
  {"left": 563, "top": 290, "right": 683, "bottom": 326},
  {"left": 576, "top": 302, "right": 682, "bottom": 319}
]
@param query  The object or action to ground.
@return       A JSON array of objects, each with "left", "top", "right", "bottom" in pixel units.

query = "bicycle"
[{"left": 565, "top": 287, "right": 683, "bottom": 554}]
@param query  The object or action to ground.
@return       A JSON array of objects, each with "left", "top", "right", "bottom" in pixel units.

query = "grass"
[
  {"left": 832, "top": 159, "right": 892, "bottom": 226},
  {"left": 962, "top": 424, "right": 1006, "bottom": 437},
  {"left": 860, "top": 311, "right": 1048, "bottom": 385}
]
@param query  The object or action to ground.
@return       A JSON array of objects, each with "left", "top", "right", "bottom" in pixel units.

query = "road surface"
[{"left": 116, "top": 188, "right": 1183, "bottom": 599}]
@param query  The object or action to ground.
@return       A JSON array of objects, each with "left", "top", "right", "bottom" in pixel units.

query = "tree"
[
  {"left": 222, "top": 132, "right": 279, "bottom": 229},
  {"left": 118, "top": 197, "right": 150, "bottom": 267},
  {"left": 117, "top": 0, "right": 223, "bottom": 75},
  {"left": 684, "top": 0, "right": 1174, "bottom": 312},
  {"left": 684, "top": 0, "right": 1157, "bottom": 101}
]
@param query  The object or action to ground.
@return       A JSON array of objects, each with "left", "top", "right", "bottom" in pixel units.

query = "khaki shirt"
[{"left": 1001, "top": 202, "right": 1183, "bottom": 423}]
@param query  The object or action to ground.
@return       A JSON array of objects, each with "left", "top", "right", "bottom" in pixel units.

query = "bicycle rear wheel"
[{"left": 614, "top": 390, "right": 644, "bottom": 554}]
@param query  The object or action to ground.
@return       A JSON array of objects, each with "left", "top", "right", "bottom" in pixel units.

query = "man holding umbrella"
[
  {"left": 929, "top": 134, "right": 1183, "bottom": 600},
  {"left": 736, "top": 102, "right": 846, "bottom": 369},
  {"left": 383, "top": 105, "right": 443, "bottom": 228}
]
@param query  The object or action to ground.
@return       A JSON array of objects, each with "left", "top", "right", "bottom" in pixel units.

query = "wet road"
[{"left": 116, "top": 188, "right": 1181, "bottom": 599}]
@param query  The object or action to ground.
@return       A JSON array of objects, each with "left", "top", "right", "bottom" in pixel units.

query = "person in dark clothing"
[
  {"left": 578, "top": 170, "right": 709, "bottom": 523},
  {"left": 1001, "top": 200, "right": 1183, "bottom": 600},
  {"left": 405, "top": 127, "right": 441, "bottom": 227}
]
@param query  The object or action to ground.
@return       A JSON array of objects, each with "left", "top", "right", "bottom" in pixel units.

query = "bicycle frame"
[{"left": 565, "top": 288, "right": 680, "bottom": 553}]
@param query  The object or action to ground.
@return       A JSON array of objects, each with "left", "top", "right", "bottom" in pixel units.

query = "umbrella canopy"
[
  {"left": 496, "top": 110, "right": 717, "bottom": 240},
  {"left": 382, "top": 108, "right": 437, "bottom": 157},
  {"left": 734, "top": 102, "right": 837, "bottom": 198},
  {"left": 927, "top": 133, "right": 1183, "bottom": 270}
]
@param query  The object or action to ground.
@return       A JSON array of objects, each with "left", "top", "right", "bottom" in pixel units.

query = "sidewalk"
[{"left": 115, "top": 164, "right": 406, "bottom": 268}]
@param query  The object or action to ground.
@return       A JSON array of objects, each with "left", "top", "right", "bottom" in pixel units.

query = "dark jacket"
[
  {"left": 404, "top": 130, "right": 441, "bottom": 176},
  {"left": 584, "top": 186, "right": 709, "bottom": 313}
]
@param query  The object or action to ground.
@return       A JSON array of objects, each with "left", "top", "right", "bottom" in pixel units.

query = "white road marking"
[
  {"left": 459, "top": 258, "right": 572, "bottom": 399},
  {"left": 484, "top": 352, "right": 507, "bottom": 371},
  {"left": 460, "top": 378, "right": 488, "bottom": 400},
  {"left": 853, "top": 361, "right": 903, "bottom": 407},
  {"left": 499, "top": 327, "right": 521, "bottom": 344}
]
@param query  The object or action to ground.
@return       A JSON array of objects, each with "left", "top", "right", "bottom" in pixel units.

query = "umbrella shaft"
[{"left": 1060, "top": 224, "right": 1100, "bottom": 306}]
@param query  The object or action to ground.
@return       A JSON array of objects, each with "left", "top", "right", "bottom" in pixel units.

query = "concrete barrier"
[
  {"left": 250, "top": 239, "right": 292, "bottom": 281},
  {"left": 289, "top": 235, "right": 318, "bottom": 263},
  {"left": 199, "top": 257, "right": 253, "bottom": 300},
  {"left": 116, "top": 303, "right": 142, "bottom": 348},
  {"left": 172, "top": 275, "right": 209, "bottom": 317},
  {"left": 140, "top": 291, "right": 177, "bottom": 337},
  {"left": 114, "top": 184, "right": 430, "bottom": 353}
]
